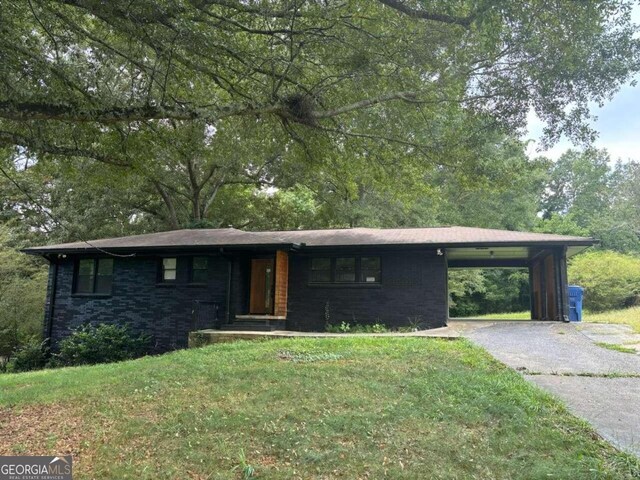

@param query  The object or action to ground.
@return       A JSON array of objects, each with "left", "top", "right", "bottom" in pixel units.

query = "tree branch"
[
  {"left": 151, "top": 180, "right": 180, "bottom": 229},
  {"left": 313, "top": 91, "right": 420, "bottom": 119},
  {"left": 0, "top": 130, "right": 131, "bottom": 167},
  {"left": 376, "top": 0, "right": 475, "bottom": 27},
  {"left": 0, "top": 91, "right": 423, "bottom": 124}
]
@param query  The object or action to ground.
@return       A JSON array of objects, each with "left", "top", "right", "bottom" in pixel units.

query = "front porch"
[{"left": 191, "top": 249, "right": 291, "bottom": 332}]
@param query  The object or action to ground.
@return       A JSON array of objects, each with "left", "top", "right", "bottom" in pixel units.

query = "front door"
[{"left": 250, "top": 259, "right": 274, "bottom": 314}]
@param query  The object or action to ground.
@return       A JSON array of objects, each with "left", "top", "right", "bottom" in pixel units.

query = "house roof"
[{"left": 22, "top": 226, "right": 596, "bottom": 255}]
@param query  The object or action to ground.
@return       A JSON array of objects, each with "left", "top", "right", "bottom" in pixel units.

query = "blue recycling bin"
[{"left": 568, "top": 285, "right": 584, "bottom": 322}]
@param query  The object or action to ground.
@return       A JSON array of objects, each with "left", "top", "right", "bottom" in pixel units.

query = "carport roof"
[{"left": 22, "top": 226, "right": 596, "bottom": 255}]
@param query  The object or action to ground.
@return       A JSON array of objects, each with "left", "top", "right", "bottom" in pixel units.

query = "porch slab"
[
  {"left": 235, "top": 314, "right": 287, "bottom": 320},
  {"left": 188, "top": 326, "right": 460, "bottom": 347}
]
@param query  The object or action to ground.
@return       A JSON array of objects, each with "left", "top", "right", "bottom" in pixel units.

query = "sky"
[{"left": 525, "top": 5, "right": 640, "bottom": 162}]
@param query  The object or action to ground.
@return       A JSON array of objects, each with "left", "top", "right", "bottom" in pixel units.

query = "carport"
[{"left": 447, "top": 241, "right": 593, "bottom": 321}]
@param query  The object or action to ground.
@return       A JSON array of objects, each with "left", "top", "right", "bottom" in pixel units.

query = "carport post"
[
  {"left": 528, "top": 265, "right": 536, "bottom": 320},
  {"left": 555, "top": 246, "right": 570, "bottom": 322}
]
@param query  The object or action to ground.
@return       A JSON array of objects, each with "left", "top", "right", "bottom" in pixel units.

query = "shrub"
[
  {"left": 51, "top": 323, "right": 150, "bottom": 367},
  {"left": 568, "top": 250, "right": 640, "bottom": 311},
  {"left": 7, "top": 340, "right": 49, "bottom": 373},
  {"left": 325, "top": 321, "right": 351, "bottom": 333},
  {"left": 350, "top": 323, "right": 388, "bottom": 333},
  {"left": 325, "top": 322, "right": 389, "bottom": 333}
]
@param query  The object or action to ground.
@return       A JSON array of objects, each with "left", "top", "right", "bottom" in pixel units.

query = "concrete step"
[{"left": 220, "top": 323, "right": 276, "bottom": 332}]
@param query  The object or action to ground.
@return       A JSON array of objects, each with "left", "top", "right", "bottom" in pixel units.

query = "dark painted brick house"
[{"left": 24, "top": 227, "right": 595, "bottom": 351}]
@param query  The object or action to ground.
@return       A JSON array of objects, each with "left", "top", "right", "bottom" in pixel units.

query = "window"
[
  {"left": 75, "top": 258, "right": 113, "bottom": 294},
  {"left": 96, "top": 258, "right": 114, "bottom": 292},
  {"left": 310, "top": 258, "right": 331, "bottom": 283},
  {"left": 309, "top": 256, "right": 380, "bottom": 285},
  {"left": 360, "top": 257, "right": 381, "bottom": 283},
  {"left": 161, "top": 257, "right": 177, "bottom": 282},
  {"left": 76, "top": 259, "right": 95, "bottom": 294},
  {"left": 335, "top": 257, "right": 356, "bottom": 282},
  {"left": 190, "top": 256, "right": 208, "bottom": 283}
]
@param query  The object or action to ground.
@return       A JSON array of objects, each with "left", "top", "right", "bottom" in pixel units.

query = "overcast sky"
[{"left": 526, "top": 5, "right": 640, "bottom": 162}]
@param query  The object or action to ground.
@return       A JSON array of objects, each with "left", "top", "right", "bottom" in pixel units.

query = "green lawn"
[
  {"left": 471, "top": 306, "right": 640, "bottom": 332},
  {"left": 1, "top": 338, "right": 638, "bottom": 479},
  {"left": 585, "top": 306, "right": 640, "bottom": 333},
  {"left": 455, "top": 311, "right": 531, "bottom": 320}
]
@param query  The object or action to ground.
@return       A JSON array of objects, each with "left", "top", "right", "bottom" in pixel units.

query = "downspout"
[
  {"left": 442, "top": 248, "right": 449, "bottom": 326},
  {"left": 528, "top": 262, "right": 535, "bottom": 320},
  {"left": 220, "top": 247, "right": 232, "bottom": 326},
  {"left": 557, "top": 247, "right": 570, "bottom": 322}
]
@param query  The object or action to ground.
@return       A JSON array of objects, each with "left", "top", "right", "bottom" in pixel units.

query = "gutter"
[
  {"left": 220, "top": 247, "right": 233, "bottom": 326},
  {"left": 21, "top": 242, "right": 300, "bottom": 256}
]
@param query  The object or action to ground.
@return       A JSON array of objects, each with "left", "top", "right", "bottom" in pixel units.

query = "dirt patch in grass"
[{"left": 0, "top": 402, "right": 87, "bottom": 457}]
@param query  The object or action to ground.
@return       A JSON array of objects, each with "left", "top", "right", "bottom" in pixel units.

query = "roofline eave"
[
  {"left": 22, "top": 238, "right": 597, "bottom": 256},
  {"left": 21, "top": 242, "right": 300, "bottom": 256}
]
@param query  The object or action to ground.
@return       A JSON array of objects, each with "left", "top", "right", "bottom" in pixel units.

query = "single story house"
[{"left": 24, "top": 227, "right": 596, "bottom": 351}]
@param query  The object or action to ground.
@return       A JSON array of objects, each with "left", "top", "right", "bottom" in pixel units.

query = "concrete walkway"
[
  {"left": 577, "top": 322, "right": 640, "bottom": 353},
  {"left": 189, "top": 324, "right": 460, "bottom": 346},
  {"left": 460, "top": 321, "right": 640, "bottom": 457}
]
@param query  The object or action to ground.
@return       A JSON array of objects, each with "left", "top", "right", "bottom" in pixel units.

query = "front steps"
[{"left": 220, "top": 315, "right": 287, "bottom": 331}]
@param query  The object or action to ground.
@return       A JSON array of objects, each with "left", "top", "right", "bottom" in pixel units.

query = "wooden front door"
[{"left": 250, "top": 259, "right": 274, "bottom": 314}]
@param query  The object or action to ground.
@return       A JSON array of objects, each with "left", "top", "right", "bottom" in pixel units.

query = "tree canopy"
[{"left": 1, "top": 0, "right": 639, "bottom": 165}]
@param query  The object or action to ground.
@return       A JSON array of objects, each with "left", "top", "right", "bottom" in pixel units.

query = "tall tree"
[
  {"left": 540, "top": 149, "right": 611, "bottom": 224},
  {"left": 537, "top": 150, "right": 640, "bottom": 252}
]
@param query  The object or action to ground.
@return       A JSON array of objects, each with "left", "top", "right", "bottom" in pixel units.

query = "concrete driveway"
[{"left": 459, "top": 321, "right": 640, "bottom": 457}]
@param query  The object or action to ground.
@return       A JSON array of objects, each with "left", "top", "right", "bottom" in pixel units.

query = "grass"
[
  {"left": 1, "top": 338, "right": 638, "bottom": 479},
  {"left": 584, "top": 306, "right": 640, "bottom": 333},
  {"left": 594, "top": 342, "right": 638, "bottom": 354},
  {"left": 455, "top": 311, "right": 531, "bottom": 320},
  {"left": 465, "top": 306, "right": 640, "bottom": 333}
]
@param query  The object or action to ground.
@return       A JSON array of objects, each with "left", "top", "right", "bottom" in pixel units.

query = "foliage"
[
  {"left": 325, "top": 321, "right": 352, "bottom": 333},
  {"left": 325, "top": 322, "right": 389, "bottom": 333},
  {"left": 5, "top": 340, "right": 49, "bottom": 373},
  {"left": 0, "top": 338, "right": 638, "bottom": 478},
  {"left": 232, "top": 449, "right": 256, "bottom": 480},
  {"left": 449, "top": 269, "right": 530, "bottom": 317},
  {"left": 540, "top": 149, "right": 611, "bottom": 223},
  {"left": 534, "top": 214, "right": 591, "bottom": 237},
  {"left": 568, "top": 251, "right": 640, "bottom": 311},
  {"left": 0, "top": 1, "right": 638, "bottom": 237},
  {"left": 448, "top": 270, "right": 486, "bottom": 316},
  {"left": 434, "top": 138, "right": 549, "bottom": 231},
  {"left": 0, "top": 225, "right": 47, "bottom": 358},
  {"left": 538, "top": 151, "right": 640, "bottom": 253},
  {"left": 51, "top": 323, "right": 150, "bottom": 367},
  {"left": 2, "top": 1, "right": 638, "bottom": 151}
]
